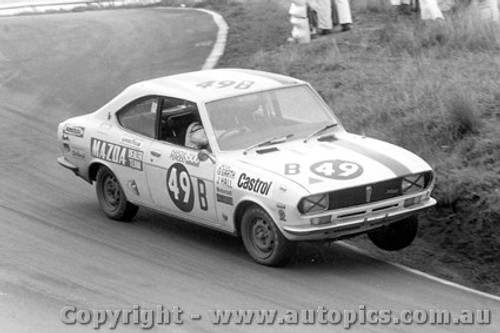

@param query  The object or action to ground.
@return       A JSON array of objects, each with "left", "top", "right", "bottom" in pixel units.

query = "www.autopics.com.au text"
[{"left": 60, "top": 305, "right": 491, "bottom": 329}]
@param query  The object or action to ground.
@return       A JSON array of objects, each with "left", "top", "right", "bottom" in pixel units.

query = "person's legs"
[
  {"left": 308, "top": 0, "right": 333, "bottom": 33},
  {"left": 335, "top": 0, "right": 352, "bottom": 31}
]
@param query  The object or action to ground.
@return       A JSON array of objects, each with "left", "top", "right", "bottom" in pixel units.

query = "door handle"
[{"left": 150, "top": 150, "right": 161, "bottom": 158}]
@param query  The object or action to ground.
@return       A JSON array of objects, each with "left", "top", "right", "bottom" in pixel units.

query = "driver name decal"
[
  {"left": 237, "top": 173, "right": 272, "bottom": 196},
  {"left": 91, "top": 138, "right": 143, "bottom": 171},
  {"left": 310, "top": 160, "right": 363, "bottom": 180}
]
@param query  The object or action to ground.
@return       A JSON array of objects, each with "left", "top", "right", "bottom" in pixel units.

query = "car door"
[
  {"left": 143, "top": 97, "right": 219, "bottom": 226},
  {"left": 98, "top": 96, "right": 162, "bottom": 206}
]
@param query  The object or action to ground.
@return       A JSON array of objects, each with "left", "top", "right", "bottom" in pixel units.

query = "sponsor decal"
[
  {"left": 216, "top": 187, "right": 232, "bottom": 196},
  {"left": 237, "top": 173, "right": 272, "bottom": 196},
  {"left": 216, "top": 185, "right": 233, "bottom": 206},
  {"left": 63, "top": 124, "right": 85, "bottom": 138},
  {"left": 277, "top": 204, "right": 286, "bottom": 221},
  {"left": 216, "top": 193, "right": 233, "bottom": 206},
  {"left": 216, "top": 164, "right": 236, "bottom": 189},
  {"left": 71, "top": 147, "right": 85, "bottom": 159},
  {"left": 310, "top": 160, "right": 363, "bottom": 180},
  {"left": 91, "top": 138, "right": 144, "bottom": 171},
  {"left": 120, "top": 136, "right": 143, "bottom": 148},
  {"left": 216, "top": 186, "right": 233, "bottom": 205},
  {"left": 278, "top": 209, "right": 286, "bottom": 222},
  {"left": 170, "top": 149, "right": 200, "bottom": 167}
]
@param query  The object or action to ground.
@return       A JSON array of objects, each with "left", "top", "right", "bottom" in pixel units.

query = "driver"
[{"left": 185, "top": 121, "right": 209, "bottom": 150}]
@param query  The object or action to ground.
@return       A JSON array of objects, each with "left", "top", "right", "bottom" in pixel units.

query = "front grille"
[
  {"left": 329, "top": 178, "right": 402, "bottom": 210},
  {"left": 298, "top": 171, "right": 434, "bottom": 215},
  {"left": 327, "top": 171, "right": 433, "bottom": 211}
]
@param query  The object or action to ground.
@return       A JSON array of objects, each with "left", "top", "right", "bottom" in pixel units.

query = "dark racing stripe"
[{"left": 334, "top": 139, "right": 412, "bottom": 177}]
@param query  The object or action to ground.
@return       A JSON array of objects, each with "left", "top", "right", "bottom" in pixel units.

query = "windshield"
[{"left": 205, "top": 85, "right": 339, "bottom": 151}]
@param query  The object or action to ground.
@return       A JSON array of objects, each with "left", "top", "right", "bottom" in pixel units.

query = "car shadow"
[{"left": 134, "top": 207, "right": 385, "bottom": 274}]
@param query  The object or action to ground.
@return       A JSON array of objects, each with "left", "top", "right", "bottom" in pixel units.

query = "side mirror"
[{"left": 198, "top": 149, "right": 216, "bottom": 164}]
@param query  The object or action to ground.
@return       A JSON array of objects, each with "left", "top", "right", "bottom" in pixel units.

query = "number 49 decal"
[
  {"left": 310, "top": 160, "right": 363, "bottom": 180},
  {"left": 167, "top": 163, "right": 208, "bottom": 212},
  {"left": 196, "top": 80, "right": 255, "bottom": 90}
]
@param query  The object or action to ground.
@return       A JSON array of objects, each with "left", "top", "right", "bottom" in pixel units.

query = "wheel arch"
[
  {"left": 233, "top": 199, "right": 275, "bottom": 238},
  {"left": 88, "top": 161, "right": 111, "bottom": 183}
]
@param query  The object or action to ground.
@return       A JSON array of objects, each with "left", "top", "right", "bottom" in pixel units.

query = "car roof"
[{"left": 133, "top": 68, "right": 305, "bottom": 103}]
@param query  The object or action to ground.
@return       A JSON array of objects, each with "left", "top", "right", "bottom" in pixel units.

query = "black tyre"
[
  {"left": 368, "top": 216, "right": 418, "bottom": 251},
  {"left": 241, "top": 205, "right": 294, "bottom": 267},
  {"left": 95, "top": 166, "right": 138, "bottom": 221}
]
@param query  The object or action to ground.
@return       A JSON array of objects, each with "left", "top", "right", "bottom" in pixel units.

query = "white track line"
[
  {"left": 196, "top": 8, "right": 228, "bottom": 70},
  {"left": 157, "top": 7, "right": 228, "bottom": 71},
  {"left": 340, "top": 242, "right": 500, "bottom": 302}
]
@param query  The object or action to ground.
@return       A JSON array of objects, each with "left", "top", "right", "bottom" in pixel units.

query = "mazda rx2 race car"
[{"left": 57, "top": 68, "right": 436, "bottom": 266}]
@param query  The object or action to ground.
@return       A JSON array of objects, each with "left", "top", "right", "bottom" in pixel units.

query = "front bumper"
[{"left": 282, "top": 196, "right": 436, "bottom": 241}]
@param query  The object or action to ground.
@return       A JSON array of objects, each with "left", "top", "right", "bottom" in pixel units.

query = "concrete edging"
[{"left": 0, "top": 0, "right": 162, "bottom": 16}]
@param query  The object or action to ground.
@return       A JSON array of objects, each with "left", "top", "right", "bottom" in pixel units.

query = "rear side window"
[{"left": 117, "top": 97, "right": 158, "bottom": 138}]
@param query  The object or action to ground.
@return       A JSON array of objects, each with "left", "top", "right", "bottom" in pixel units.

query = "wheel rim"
[
  {"left": 102, "top": 173, "right": 121, "bottom": 211},
  {"left": 248, "top": 217, "right": 275, "bottom": 258}
]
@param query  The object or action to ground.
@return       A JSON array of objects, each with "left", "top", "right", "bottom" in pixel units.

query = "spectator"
[
  {"left": 307, "top": 0, "right": 333, "bottom": 35},
  {"left": 335, "top": 0, "right": 353, "bottom": 31}
]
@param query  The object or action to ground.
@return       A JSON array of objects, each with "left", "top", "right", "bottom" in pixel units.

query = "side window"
[
  {"left": 159, "top": 98, "right": 205, "bottom": 148},
  {"left": 117, "top": 97, "right": 159, "bottom": 138}
]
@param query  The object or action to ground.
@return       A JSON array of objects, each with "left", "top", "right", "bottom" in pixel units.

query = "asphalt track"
[{"left": 0, "top": 7, "right": 499, "bottom": 333}]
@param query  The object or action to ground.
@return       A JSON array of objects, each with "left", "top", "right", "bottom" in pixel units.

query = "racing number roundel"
[
  {"left": 310, "top": 160, "right": 363, "bottom": 180},
  {"left": 167, "top": 163, "right": 194, "bottom": 212}
]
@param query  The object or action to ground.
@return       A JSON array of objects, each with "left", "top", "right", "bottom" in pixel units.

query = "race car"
[{"left": 57, "top": 68, "right": 436, "bottom": 266}]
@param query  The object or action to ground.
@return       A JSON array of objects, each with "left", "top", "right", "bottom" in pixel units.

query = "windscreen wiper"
[
  {"left": 303, "top": 123, "right": 338, "bottom": 143},
  {"left": 243, "top": 134, "right": 294, "bottom": 155}
]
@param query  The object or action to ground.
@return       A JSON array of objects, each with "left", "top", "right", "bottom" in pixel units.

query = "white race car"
[{"left": 57, "top": 68, "right": 436, "bottom": 266}]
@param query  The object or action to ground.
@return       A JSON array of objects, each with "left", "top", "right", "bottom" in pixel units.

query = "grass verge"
[{"left": 197, "top": 0, "right": 500, "bottom": 295}]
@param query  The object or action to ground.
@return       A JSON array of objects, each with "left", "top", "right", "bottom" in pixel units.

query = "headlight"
[
  {"left": 298, "top": 193, "right": 329, "bottom": 214},
  {"left": 402, "top": 172, "right": 433, "bottom": 195}
]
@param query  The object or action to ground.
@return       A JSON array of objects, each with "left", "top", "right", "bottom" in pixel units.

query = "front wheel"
[
  {"left": 96, "top": 166, "right": 138, "bottom": 221},
  {"left": 241, "top": 206, "right": 294, "bottom": 266},
  {"left": 368, "top": 216, "right": 418, "bottom": 251}
]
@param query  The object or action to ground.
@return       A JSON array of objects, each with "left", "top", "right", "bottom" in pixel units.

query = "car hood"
[{"left": 237, "top": 133, "right": 432, "bottom": 194}]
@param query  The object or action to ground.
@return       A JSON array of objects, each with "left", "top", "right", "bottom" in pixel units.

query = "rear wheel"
[
  {"left": 96, "top": 166, "right": 138, "bottom": 221},
  {"left": 368, "top": 216, "right": 418, "bottom": 251},
  {"left": 241, "top": 205, "right": 294, "bottom": 266}
]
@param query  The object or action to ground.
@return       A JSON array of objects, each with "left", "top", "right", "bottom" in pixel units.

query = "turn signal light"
[{"left": 310, "top": 215, "right": 332, "bottom": 225}]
